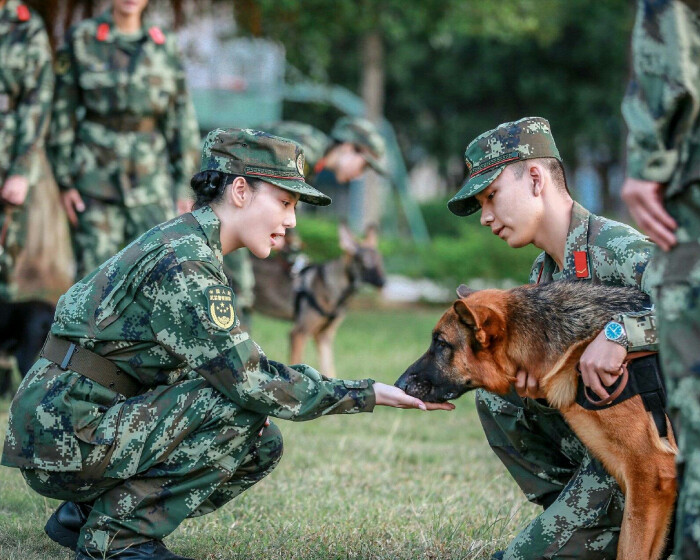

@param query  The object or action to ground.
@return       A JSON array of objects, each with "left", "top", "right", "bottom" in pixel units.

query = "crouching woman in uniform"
[{"left": 0, "top": 129, "right": 453, "bottom": 560}]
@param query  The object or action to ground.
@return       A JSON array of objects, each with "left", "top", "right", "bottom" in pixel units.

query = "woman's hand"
[{"left": 373, "top": 382, "right": 455, "bottom": 411}]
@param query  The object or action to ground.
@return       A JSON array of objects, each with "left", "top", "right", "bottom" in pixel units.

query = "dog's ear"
[
  {"left": 456, "top": 284, "right": 475, "bottom": 299},
  {"left": 453, "top": 300, "right": 504, "bottom": 348},
  {"left": 338, "top": 223, "right": 358, "bottom": 255},
  {"left": 362, "top": 223, "right": 379, "bottom": 248}
]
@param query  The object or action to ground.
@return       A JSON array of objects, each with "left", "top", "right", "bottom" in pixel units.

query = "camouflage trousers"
[
  {"left": 0, "top": 204, "right": 28, "bottom": 301},
  {"left": 652, "top": 182, "right": 700, "bottom": 559},
  {"left": 72, "top": 195, "right": 175, "bottom": 279},
  {"left": 21, "top": 376, "right": 283, "bottom": 554},
  {"left": 476, "top": 388, "right": 623, "bottom": 559}
]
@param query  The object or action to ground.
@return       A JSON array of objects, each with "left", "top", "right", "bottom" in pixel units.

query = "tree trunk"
[{"left": 360, "top": 30, "right": 384, "bottom": 227}]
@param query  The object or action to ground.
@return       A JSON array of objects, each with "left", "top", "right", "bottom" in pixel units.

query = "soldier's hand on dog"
[
  {"left": 577, "top": 330, "right": 627, "bottom": 400},
  {"left": 514, "top": 370, "right": 547, "bottom": 400},
  {"left": 373, "top": 382, "right": 456, "bottom": 411}
]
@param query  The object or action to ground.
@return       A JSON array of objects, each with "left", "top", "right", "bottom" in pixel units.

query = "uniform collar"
[
  {"left": 551, "top": 201, "right": 591, "bottom": 281},
  {"left": 94, "top": 9, "right": 147, "bottom": 42},
  {"left": 1, "top": 0, "right": 25, "bottom": 22},
  {"left": 191, "top": 205, "right": 224, "bottom": 267},
  {"left": 538, "top": 201, "right": 591, "bottom": 282}
]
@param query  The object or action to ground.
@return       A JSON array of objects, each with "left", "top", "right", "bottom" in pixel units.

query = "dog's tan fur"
[{"left": 431, "top": 289, "right": 676, "bottom": 560}]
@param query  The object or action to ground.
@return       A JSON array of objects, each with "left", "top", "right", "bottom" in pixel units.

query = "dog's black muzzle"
[{"left": 395, "top": 354, "right": 472, "bottom": 403}]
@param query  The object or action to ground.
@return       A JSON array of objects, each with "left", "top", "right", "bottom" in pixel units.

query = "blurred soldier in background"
[
  {"left": 621, "top": 1, "right": 700, "bottom": 557},
  {"left": 48, "top": 0, "right": 200, "bottom": 280},
  {"left": 0, "top": 0, "right": 56, "bottom": 396},
  {"left": 227, "top": 116, "right": 387, "bottom": 329},
  {"left": 0, "top": 0, "right": 54, "bottom": 301}
]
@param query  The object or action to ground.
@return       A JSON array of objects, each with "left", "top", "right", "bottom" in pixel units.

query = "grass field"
[{"left": 0, "top": 308, "right": 538, "bottom": 560}]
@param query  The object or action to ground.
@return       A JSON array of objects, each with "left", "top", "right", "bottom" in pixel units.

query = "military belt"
[
  {"left": 84, "top": 111, "right": 158, "bottom": 133},
  {"left": 40, "top": 333, "right": 141, "bottom": 398}
]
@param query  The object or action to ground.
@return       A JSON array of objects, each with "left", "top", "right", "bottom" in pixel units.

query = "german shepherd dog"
[
  {"left": 252, "top": 223, "right": 385, "bottom": 377},
  {"left": 396, "top": 281, "right": 677, "bottom": 560}
]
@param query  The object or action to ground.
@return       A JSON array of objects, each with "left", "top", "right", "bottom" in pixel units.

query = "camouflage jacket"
[
  {"left": 0, "top": 0, "right": 53, "bottom": 187},
  {"left": 47, "top": 9, "right": 199, "bottom": 205},
  {"left": 1, "top": 205, "right": 375, "bottom": 472},
  {"left": 622, "top": 0, "right": 700, "bottom": 197},
  {"left": 265, "top": 121, "right": 331, "bottom": 183},
  {"left": 530, "top": 202, "right": 658, "bottom": 352}
]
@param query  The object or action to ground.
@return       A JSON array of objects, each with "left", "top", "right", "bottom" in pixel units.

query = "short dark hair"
[
  {"left": 190, "top": 171, "right": 261, "bottom": 210},
  {"left": 510, "top": 158, "right": 569, "bottom": 194}
]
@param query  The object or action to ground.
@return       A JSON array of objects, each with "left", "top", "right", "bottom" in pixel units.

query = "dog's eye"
[{"left": 435, "top": 337, "right": 449, "bottom": 349}]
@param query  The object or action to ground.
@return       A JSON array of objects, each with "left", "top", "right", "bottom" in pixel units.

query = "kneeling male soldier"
[{"left": 448, "top": 117, "right": 659, "bottom": 559}]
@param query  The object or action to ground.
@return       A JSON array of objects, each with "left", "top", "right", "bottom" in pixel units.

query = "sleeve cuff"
[
  {"left": 616, "top": 312, "right": 659, "bottom": 353},
  {"left": 626, "top": 147, "right": 678, "bottom": 184}
]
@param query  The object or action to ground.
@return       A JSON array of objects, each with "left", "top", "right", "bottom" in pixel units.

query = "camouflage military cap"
[
  {"left": 200, "top": 128, "right": 331, "bottom": 206},
  {"left": 331, "top": 117, "right": 388, "bottom": 175},
  {"left": 448, "top": 116, "right": 562, "bottom": 216}
]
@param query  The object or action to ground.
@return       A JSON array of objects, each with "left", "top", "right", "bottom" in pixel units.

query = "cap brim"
[
  {"left": 262, "top": 177, "right": 332, "bottom": 206},
  {"left": 447, "top": 166, "right": 505, "bottom": 216}
]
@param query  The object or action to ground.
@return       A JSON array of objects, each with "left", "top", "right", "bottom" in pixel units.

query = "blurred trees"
[{"left": 236, "top": 0, "right": 634, "bottom": 208}]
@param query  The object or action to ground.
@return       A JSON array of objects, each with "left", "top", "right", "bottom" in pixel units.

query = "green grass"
[{"left": 0, "top": 309, "right": 538, "bottom": 560}]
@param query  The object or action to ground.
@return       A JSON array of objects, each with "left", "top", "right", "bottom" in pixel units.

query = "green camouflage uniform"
[
  {"left": 622, "top": 1, "right": 700, "bottom": 557},
  {"left": 0, "top": 0, "right": 53, "bottom": 300},
  {"left": 1, "top": 130, "right": 351, "bottom": 555},
  {"left": 48, "top": 9, "right": 200, "bottom": 279},
  {"left": 0, "top": 205, "right": 373, "bottom": 554},
  {"left": 449, "top": 117, "right": 658, "bottom": 559}
]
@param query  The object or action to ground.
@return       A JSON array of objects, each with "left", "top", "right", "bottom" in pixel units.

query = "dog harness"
[
  {"left": 575, "top": 352, "right": 671, "bottom": 438},
  {"left": 293, "top": 264, "right": 358, "bottom": 324}
]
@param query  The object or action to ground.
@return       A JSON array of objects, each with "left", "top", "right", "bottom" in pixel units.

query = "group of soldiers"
[
  {"left": 0, "top": 0, "right": 386, "bottom": 306},
  {"left": 2, "top": 0, "right": 700, "bottom": 559}
]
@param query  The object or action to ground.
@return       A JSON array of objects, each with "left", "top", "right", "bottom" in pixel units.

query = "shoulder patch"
[
  {"left": 17, "top": 5, "right": 30, "bottom": 22},
  {"left": 205, "top": 286, "right": 236, "bottom": 330},
  {"left": 96, "top": 23, "right": 110, "bottom": 42},
  {"left": 149, "top": 26, "right": 165, "bottom": 45}
]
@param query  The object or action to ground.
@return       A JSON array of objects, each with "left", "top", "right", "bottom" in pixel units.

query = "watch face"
[{"left": 605, "top": 321, "right": 624, "bottom": 341}]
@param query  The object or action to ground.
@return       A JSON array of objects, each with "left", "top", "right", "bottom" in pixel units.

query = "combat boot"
[
  {"left": 75, "top": 540, "right": 195, "bottom": 559},
  {"left": 44, "top": 501, "right": 92, "bottom": 551}
]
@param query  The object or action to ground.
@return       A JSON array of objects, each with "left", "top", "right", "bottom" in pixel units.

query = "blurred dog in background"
[{"left": 253, "top": 223, "right": 385, "bottom": 377}]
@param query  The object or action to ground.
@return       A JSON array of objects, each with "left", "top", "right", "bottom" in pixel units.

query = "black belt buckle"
[{"left": 60, "top": 343, "right": 78, "bottom": 370}]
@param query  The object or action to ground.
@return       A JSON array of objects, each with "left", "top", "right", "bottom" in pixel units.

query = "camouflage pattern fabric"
[
  {"left": 222, "top": 248, "right": 255, "bottom": 329},
  {"left": 0, "top": 0, "right": 54, "bottom": 300},
  {"left": 72, "top": 194, "right": 175, "bottom": 278},
  {"left": 1, "top": 205, "right": 375, "bottom": 553},
  {"left": 621, "top": 0, "right": 700, "bottom": 200},
  {"left": 650, "top": 184, "right": 700, "bottom": 558},
  {"left": 265, "top": 121, "right": 332, "bottom": 178},
  {"left": 476, "top": 201, "right": 658, "bottom": 559},
  {"left": 47, "top": 9, "right": 200, "bottom": 277},
  {"left": 200, "top": 128, "right": 331, "bottom": 206},
  {"left": 330, "top": 116, "right": 388, "bottom": 176},
  {"left": 622, "top": 2, "right": 700, "bottom": 557},
  {"left": 448, "top": 117, "right": 561, "bottom": 217}
]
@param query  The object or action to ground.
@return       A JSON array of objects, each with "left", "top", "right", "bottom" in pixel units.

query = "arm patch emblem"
[{"left": 205, "top": 286, "right": 236, "bottom": 330}]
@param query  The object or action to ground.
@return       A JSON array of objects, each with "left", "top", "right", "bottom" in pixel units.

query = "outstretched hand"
[{"left": 373, "top": 382, "right": 455, "bottom": 411}]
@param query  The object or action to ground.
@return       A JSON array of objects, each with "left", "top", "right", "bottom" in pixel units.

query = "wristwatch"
[{"left": 604, "top": 320, "right": 628, "bottom": 349}]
